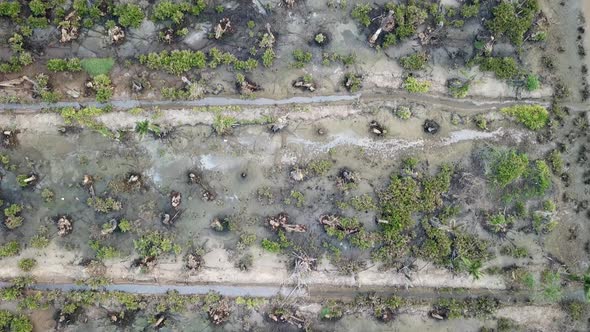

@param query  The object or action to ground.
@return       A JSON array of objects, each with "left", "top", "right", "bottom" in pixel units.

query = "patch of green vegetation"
[
  {"left": 501, "top": 245, "right": 528, "bottom": 258},
  {"left": 449, "top": 81, "right": 470, "bottom": 98},
  {"left": 501, "top": 104, "right": 549, "bottom": 131},
  {"left": 403, "top": 76, "right": 431, "bottom": 93},
  {"left": 487, "top": 213, "right": 513, "bottom": 233},
  {"left": 526, "top": 74, "right": 540, "bottom": 91},
  {"left": 322, "top": 52, "right": 356, "bottom": 66},
  {"left": 473, "top": 114, "right": 488, "bottom": 131},
  {"left": 461, "top": 0, "right": 480, "bottom": 18},
  {"left": 89, "top": 240, "right": 119, "bottom": 260},
  {"left": 315, "top": 33, "right": 326, "bottom": 44},
  {"left": 40, "top": 188, "right": 54, "bottom": 203},
  {"left": 563, "top": 300, "right": 586, "bottom": 321},
  {"left": 343, "top": 73, "right": 363, "bottom": 92},
  {"left": 30, "top": 227, "right": 50, "bottom": 249},
  {"left": 350, "top": 194, "right": 377, "bottom": 211},
  {"left": 306, "top": 159, "right": 333, "bottom": 176},
  {"left": 235, "top": 296, "right": 266, "bottom": 310},
  {"left": 114, "top": 4, "right": 145, "bottom": 28},
  {"left": 292, "top": 49, "right": 312, "bottom": 68},
  {"left": 395, "top": 106, "right": 412, "bottom": 120},
  {"left": 86, "top": 196, "right": 121, "bottom": 213},
  {"left": 547, "top": 150, "right": 563, "bottom": 174},
  {"left": 18, "top": 258, "right": 37, "bottom": 272},
  {"left": 487, "top": 0, "right": 539, "bottom": 46},
  {"left": 532, "top": 212, "right": 557, "bottom": 234},
  {"left": 399, "top": 52, "right": 428, "bottom": 71},
  {"left": 433, "top": 296, "right": 498, "bottom": 319},
  {"left": 262, "top": 48, "right": 275, "bottom": 68},
  {"left": 139, "top": 50, "right": 206, "bottom": 75},
  {"left": 92, "top": 74, "right": 113, "bottom": 103},
  {"left": 47, "top": 58, "right": 82, "bottom": 72},
  {"left": 454, "top": 232, "right": 490, "bottom": 263},
  {"left": 477, "top": 56, "right": 521, "bottom": 80},
  {"left": 261, "top": 231, "right": 291, "bottom": 253},
  {"left": 134, "top": 231, "right": 181, "bottom": 258},
  {"left": 0, "top": 310, "right": 32, "bottom": 332},
  {"left": 0, "top": 2, "right": 21, "bottom": 19},
  {"left": 135, "top": 120, "right": 161, "bottom": 138},
  {"left": 284, "top": 190, "right": 305, "bottom": 208},
  {"left": 81, "top": 58, "right": 114, "bottom": 77},
  {"left": 118, "top": 219, "right": 132, "bottom": 232},
  {"left": 418, "top": 220, "right": 452, "bottom": 266},
  {"left": 351, "top": 3, "right": 372, "bottom": 27},
  {"left": 153, "top": 1, "right": 189, "bottom": 24},
  {"left": 0, "top": 241, "right": 20, "bottom": 258},
  {"left": 386, "top": 3, "right": 428, "bottom": 42},
  {"left": 541, "top": 270, "right": 562, "bottom": 302},
  {"left": 488, "top": 149, "right": 529, "bottom": 188},
  {"left": 320, "top": 300, "right": 344, "bottom": 320},
  {"left": 212, "top": 113, "right": 237, "bottom": 135},
  {"left": 4, "top": 204, "right": 24, "bottom": 229}
]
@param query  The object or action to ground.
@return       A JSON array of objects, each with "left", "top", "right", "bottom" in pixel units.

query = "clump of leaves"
[
  {"left": 18, "top": 258, "right": 37, "bottom": 272},
  {"left": 477, "top": 56, "right": 521, "bottom": 80},
  {"left": 395, "top": 106, "right": 412, "bottom": 120},
  {"left": 86, "top": 196, "right": 121, "bottom": 213},
  {"left": 114, "top": 4, "right": 145, "bottom": 28},
  {"left": 92, "top": 74, "right": 113, "bottom": 103},
  {"left": 351, "top": 3, "right": 372, "bottom": 27},
  {"left": 487, "top": 149, "right": 529, "bottom": 188},
  {"left": 486, "top": 0, "right": 540, "bottom": 46},
  {"left": 0, "top": 241, "right": 20, "bottom": 258},
  {"left": 134, "top": 231, "right": 181, "bottom": 258},
  {"left": 292, "top": 49, "right": 312, "bottom": 68},
  {"left": 135, "top": 120, "right": 161, "bottom": 138},
  {"left": 139, "top": 50, "right": 206, "bottom": 75},
  {"left": 4, "top": 204, "right": 24, "bottom": 229},
  {"left": 343, "top": 73, "right": 363, "bottom": 92},
  {"left": 47, "top": 58, "right": 82, "bottom": 72},
  {"left": 487, "top": 213, "right": 513, "bottom": 233},
  {"left": 403, "top": 76, "right": 431, "bottom": 93},
  {"left": 501, "top": 104, "right": 549, "bottom": 131},
  {"left": 212, "top": 113, "right": 237, "bottom": 135},
  {"left": 399, "top": 52, "right": 428, "bottom": 71}
]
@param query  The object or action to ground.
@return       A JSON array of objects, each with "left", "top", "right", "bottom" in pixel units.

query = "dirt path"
[{"left": 0, "top": 91, "right": 586, "bottom": 115}]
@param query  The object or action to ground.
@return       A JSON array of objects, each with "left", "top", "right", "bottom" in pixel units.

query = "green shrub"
[
  {"left": 153, "top": 1, "right": 188, "bottom": 24},
  {"left": 18, "top": 258, "right": 37, "bottom": 272},
  {"left": 292, "top": 49, "right": 312, "bottom": 68},
  {"left": 351, "top": 3, "right": 372, "bottom": 27},
  {"left": 526, "top": 74, "right": 540, "bottom": 91},
  {"left": 399, "top": 52, "right": 428, "bottom": 71},
  {"left": 92, "top": 74, "right": 113, "bottom": 103},
  {"left": 0, "top": 241, "right": 20, "bottom": 258},
  {"left": 478, "top": 56, "right": 520, "bottom": 80},
  {"left": 134, "top": 231, "right": 181, "bottom": 258},
  {"left": 487, "top": 0, "right": 539, "bottom": 46},
  {"left": 403, "top": 76, "right": 431, "bottom": 93},
  {"left": 114, "top": 4, "right": 145, "bottom": 28},
  {"left": 212, "top": 113, "right": 237, "bottom": 135},
  {"left": 86, "top": 196, "right": 121, "bottom": 213},
  {"left": 118, "top": 219, "right": 132, "bottom": 232},
  {"left": 461, "top": 1, "right": 480, "bottom": 18},
  {"left": 501, "top": 104, "right": 549, "bottom": 130},
  {"left": 139, "top": 50, "right": 206, "bottom": 75},
  {"left": 528, "top": 160, "right": 551, "bottom": 196},
  {"left": 81, "top": 58, "right": 114, "bottom": 77},
  {"left": 0, "top": 310, "right": 32, "bottom": 332},
  {"left": 547, "top": 150, "right": 563, "bottom": 174},
  {"left": 488, "top": 149, "right": 528, "bottom": 188},
  {"left": 4, "top": 204, "right": 24, "bottom": 229},
  {"left": 47, "top": 58, "right": 82, "bottom": 72},
  {"left": 29, "top": 0, "right": 47, "bottom": 16},
  {"left": 261, "top": 239, "right": 281, "bottom": 253},
  {"left": 0, "top": 2, "right": 21, "bottom": 18},
  {"left": 262, "top": 48, "right": 275, "bottom": 68},
  {"left": 488, "top": 213, "right": 513, "bottom": 233}
]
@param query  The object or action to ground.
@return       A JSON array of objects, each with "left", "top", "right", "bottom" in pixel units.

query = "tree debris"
[
  {"left": 267, "top": 213, "right": 307, "bottom": 233},
  {"left": 56, "top": 216, "right": 73, "bottom": 236}
]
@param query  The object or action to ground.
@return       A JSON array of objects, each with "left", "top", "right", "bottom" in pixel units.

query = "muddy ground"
[{"left": 0, "top": 0, "right": 589, "bottom": 331}]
